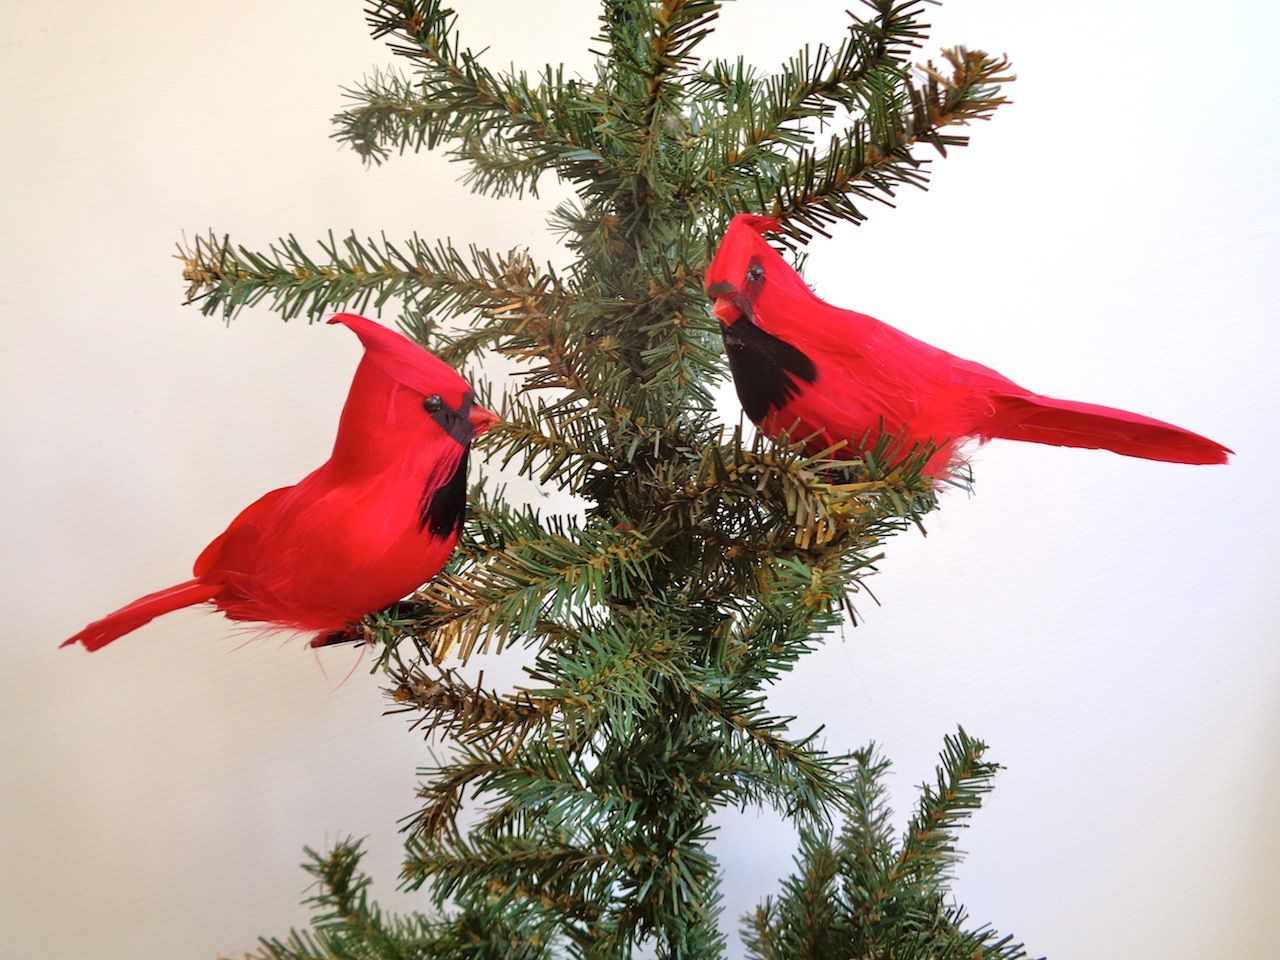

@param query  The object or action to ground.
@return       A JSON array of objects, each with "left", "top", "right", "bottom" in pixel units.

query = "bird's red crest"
[{"left": 328, "top": 313, "right": 470, "bottom": 404}]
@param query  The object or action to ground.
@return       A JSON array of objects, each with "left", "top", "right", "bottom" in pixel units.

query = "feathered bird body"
[
  {"left": 707, "top": 214, "right": 1229, "bottom": 473},
  {"left": 62, "top": 313, "right": 496, "bottom": 651}
]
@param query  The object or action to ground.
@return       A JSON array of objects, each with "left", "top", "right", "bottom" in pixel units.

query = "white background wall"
[{"left": 3, "top": 2, "right": 1276, "bottom": 957}]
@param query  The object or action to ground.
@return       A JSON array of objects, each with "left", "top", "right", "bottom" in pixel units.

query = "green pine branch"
[
  {"left": 405, "top": 832, "right": 613, "bottom": 918},
  {"left": 408, "top": 522, "right": 664, "bottom": 661},
  {"left": 386, "top": 664, "right": 556, "bottom": 748},
  {"left": 690, "top": 686, "right": 850, "bottom": 821},
  {"left": 177, "top": 230, "right": 560, "bottom": 325},
  {"left": 352, "top": 2, "right": 598, "bottom": 193},
  {"left": 598, "top": 0, "right": 723, "bottom": 178},
  {"left": 249, "top": 839, "right": 557, "bottom": 960},
  {"left": 757, "top": 47, "right": 1015, "bottom": 239},
  {"left": 691, "top": 0, "right": 930, "bottom": 187},
  {"left": 485, "top": 398, "right": 615, "bottom": 491},
  {"left": 896, "top": 726, "right": 1001, "bottom": 887},
  {"left": 744, "top": 733, "right": 1032, "bottom": 960},
  {"left": 395, "top": 427, "right": 935, "bottom": 668}
]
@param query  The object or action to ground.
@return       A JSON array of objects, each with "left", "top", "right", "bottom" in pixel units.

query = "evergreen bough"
[{"left": 182, "top": 2, "right": 1029, "bottom": 957}]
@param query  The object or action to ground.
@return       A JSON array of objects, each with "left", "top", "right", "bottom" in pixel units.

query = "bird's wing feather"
[{"left": 193, "top": 484, "right": 295, "bottom": 578}]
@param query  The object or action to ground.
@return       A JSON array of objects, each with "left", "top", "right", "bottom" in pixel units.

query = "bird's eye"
[
  {"left": 423, "top": 394, "right": 443, "bottom": 413},
  {"left": 746, "top": 264, "right": 765, "bottom": 283}
]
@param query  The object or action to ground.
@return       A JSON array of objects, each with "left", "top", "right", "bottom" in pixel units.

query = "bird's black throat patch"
[
  {"left": 420, "top": 447, "right": 469, "bottom": 537},
  {"left": 720, "top": 319, "right": 817, "bottom": 423}
]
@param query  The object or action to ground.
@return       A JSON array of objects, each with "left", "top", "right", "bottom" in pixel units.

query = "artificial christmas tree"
[{"left": 178, "top": 2, "right": 1030, "bottom": 956}]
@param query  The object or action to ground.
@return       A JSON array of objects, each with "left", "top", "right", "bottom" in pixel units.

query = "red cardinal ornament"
[
  {"left": 706, "top": 214, "right": 1230, "bottom": 474},
  {"left": 61, "top": 313, "right": 498, "bottom": 651}
]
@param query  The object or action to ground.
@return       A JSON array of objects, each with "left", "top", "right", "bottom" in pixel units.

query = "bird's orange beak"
[
  {"left": 469, "top": 404, "right": 500, "bottom": 436},
  {"left": 711, "top": 295, "right": 740, "bottom": 324}
]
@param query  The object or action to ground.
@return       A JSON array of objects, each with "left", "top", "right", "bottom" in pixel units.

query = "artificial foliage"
[{"left": 179, "top": 2, "right": 1028, "bottom": 957}]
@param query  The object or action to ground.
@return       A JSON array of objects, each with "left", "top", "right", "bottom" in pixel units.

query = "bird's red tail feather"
[
  {"left": 61, "top": 579, "right": 221, "bottom": 651},
  {"left": 989, "top": 393, "right": 1231, "bottom": 465}
]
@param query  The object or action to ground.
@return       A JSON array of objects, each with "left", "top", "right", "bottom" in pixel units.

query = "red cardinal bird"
[
  {"left": 706, "top": 214, "right": 1229, "bottom": 474},
  {"left": 61, "top": 313, "right": 498, "bottom": 651}
]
